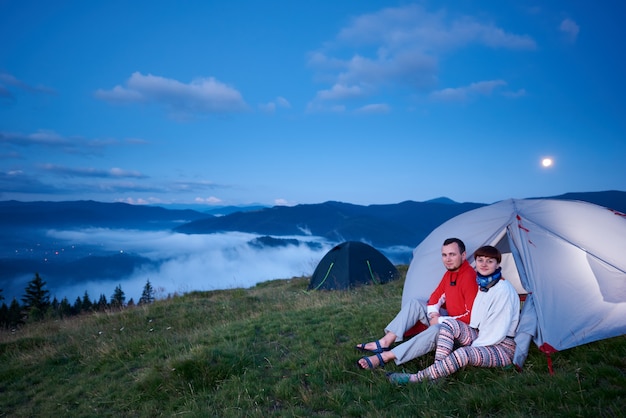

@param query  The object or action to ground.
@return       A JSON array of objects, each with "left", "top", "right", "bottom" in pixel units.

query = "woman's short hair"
[{"left": 473, "top": 245, "right": 502, "bottom": 263}]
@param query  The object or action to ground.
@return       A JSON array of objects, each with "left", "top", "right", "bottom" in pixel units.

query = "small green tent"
[{"left": 308, "top": 241, "right": 399, "bottom": 290}]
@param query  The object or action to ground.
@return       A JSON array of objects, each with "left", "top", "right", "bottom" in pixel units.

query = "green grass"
[{"left": 1, "top": 267, "right": 624, "bottom": 417}]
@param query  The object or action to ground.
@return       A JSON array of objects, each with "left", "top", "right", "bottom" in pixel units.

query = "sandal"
[
  {"left": 355, "top": 340, "right": 390, "bottom": 354},
  {"left": 357, "top": 352, "right": 385, "bottom": 370}
]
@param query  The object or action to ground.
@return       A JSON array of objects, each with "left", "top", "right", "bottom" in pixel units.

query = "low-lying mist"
[{"left": 2, "top": 228, "right": 412, "bottom": 304}]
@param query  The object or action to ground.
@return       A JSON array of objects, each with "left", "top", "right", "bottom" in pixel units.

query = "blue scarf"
[{"left": 477, "top": 267, "right": 502, "bottom": 292}]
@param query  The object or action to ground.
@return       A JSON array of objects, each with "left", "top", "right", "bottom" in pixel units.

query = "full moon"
[{"left": 542, "top": 158, "right": 553, "bottom": 168}]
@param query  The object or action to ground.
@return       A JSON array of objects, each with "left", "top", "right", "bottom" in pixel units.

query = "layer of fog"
[
  {"left": 2, "top": 227, "right": 414, "bottom": 304},
  {"left": 44, "top": 228, "right": 330, "bottom": 302}
]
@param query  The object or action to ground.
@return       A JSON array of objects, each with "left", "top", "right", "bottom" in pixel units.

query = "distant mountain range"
[
  {"left": 174, "top": 190, "right": 626, "bottom": 248},
  {"left": 2, "top": 190, "right": 625, "bottom": 248},
  {"left": 0, "top": 200, "right": 208, "bottom": 231},
  {"left": 173, "top": 200, "right": 485, "bottom": 248},
  {"left": 1, "top": 190, "right": 624, "bottom": 302}
]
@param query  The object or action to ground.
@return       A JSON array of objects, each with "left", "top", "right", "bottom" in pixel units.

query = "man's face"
[{"left": 441, "top": 243, "right": 465, "bottom": 271}]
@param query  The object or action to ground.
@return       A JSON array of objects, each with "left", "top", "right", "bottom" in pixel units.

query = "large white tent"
[{"left": 402, "top": 199, "right": 626, "bottom": 371}]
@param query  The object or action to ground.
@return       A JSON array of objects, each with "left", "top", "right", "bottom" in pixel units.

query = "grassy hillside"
[{"left": 1, "top": 269, "right": 624, "bottom": 417}]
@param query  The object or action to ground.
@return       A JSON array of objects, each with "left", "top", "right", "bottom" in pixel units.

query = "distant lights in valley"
[{"left": 541, "top": 157, "right": 554, "bottom": 168}]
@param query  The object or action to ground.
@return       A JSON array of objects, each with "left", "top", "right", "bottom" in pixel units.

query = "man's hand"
[{"left": 429, "top": 313, "right": 440, "bottom": 326}]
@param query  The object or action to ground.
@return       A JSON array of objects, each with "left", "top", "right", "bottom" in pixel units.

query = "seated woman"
[{"left": 387, "top": 245, "right": 520, "bottom": 384}]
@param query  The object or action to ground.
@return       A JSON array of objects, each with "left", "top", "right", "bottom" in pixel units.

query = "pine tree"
[
  {"left": 81, "top": 291, "right": 93, "bottom": 312},
  {"left": 0, "top": 289, "right": 4, "bottom": 327},
  {"left": 59, "top": 297, "right": 72, "bottom": 318},
  {"left": 50, "top": 297, "right": 60, "bottom": 319},
  {"left": 8, "top": 298, "right": 23, "bottom": 328},
  {"left": 72, "top": 297, "right": 82, "bottom": 315},
  {"left": 139, "top": 279, "right": 155, "bottom": 305},
  {"left": 110, "top": 284, "right": 125, "bottom": 308},
  {"left": 21, "top": 273, "right": 51, "bottom": 321},
  {"left": 96, "top": 293, "right": 108, "bottom": 311},
  {"left": 0, "top": 302, "right": 8, "bottom": 328}
]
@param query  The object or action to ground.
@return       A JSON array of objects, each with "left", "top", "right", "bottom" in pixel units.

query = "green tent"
[{"left": 308, "top": 241, "right": 399, "bottom": 290}]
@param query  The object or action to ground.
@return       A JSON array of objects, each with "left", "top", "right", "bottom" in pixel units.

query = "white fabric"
[
  {"left": 402, "top": 198, "right": 626, "bottom": 366},
  {"left": 470, "top": 279, "right": 520, "bottom": 347},
  {"left": 427, "top": 294, "right": 445, "bottom": 315},
  {"left": 427, "top": 294, "right": 457, "bottom": 323},
  {"left": 513, "top": 293, "right": 538, "bottom": 367}
]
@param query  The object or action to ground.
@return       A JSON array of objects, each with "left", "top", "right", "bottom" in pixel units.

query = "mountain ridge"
[
  {"left": 173, "top": 199, "right": 486, "bottom": 247},
  {"left": 2, "top": 190, "right": 625, "bottom": 248},
  {"left": 173, "top": 190, "right": 626, "bottom": 248},
  {"left": 0, "top": 199, "right": 209, "bottom": 230}
]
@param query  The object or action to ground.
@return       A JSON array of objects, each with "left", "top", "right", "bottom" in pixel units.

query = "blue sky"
[{"left": 1, "top": 0, "right": 624, "bottom": 207}]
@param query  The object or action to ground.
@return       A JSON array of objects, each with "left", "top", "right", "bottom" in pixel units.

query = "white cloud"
[
  {"left": 274, "top": 198, "right": 296, "bottom": 206},
  {"left": 0, "top": 72, "right": 57, "bottom": 95},
  {"left": 502, "top": 89, "right": 527, "bottom": 98},
  {"left": 354, "top": 103, "right": 390, "bottom": 114},
  {"left": 117, "top": 197, "right": 159, "bottom": 205},
  {"left": 316, "top": 83, "right": 367, "bottom": 101},
  {"left": 172, "top": 179, "right": 224, "bottom": 192},
  {"left": 0, "top": 129, "right": 116, "bottom": 155},
  {"left": 305, "top": 102, "right": 347, "bottom": 113},
  {"left": 0, "top": 169, "right": 62, "bottom": 195},
  {"left": 306, "top": 83, "right": 369, "bottom": 111},
  {"left": 95, "top": 84, "right": 143, "bottom": 102},
  {"left": 559, "top": 18, "right": 580, "bottom": 42},
  {"left": 430, "top": 80, "right": 507, "bottom": 102},
  {"left": 0, "top": 165, "right": 230, "bottom": 200},
  {"left": 258, "top": 96, "right": 291, "bottom": 113},
  {"left": 258, "top": 102, "right": 276, "bottom": 113},
  {"left": 95, "top": 72, "right": 249, "bottom": 117},
  {"left": 41, "top": 164, "right": 147, "bottom": 179},
  {"left": 334, "top": 5, "right": 536, "bottom": 51},
  {"left": 1, "top": 129, "right": 69, "bottom": 147},
  {"left": 309, "top": 4, "right": 535, "bottom": 108},
  {"left": 275, "top": 96, "right": 291, "bottom": 108},
  {"left": 455, "top": 18, "right": 537, "bottom": 49},
  {"left": 195, "top": 196, "right": 223, "bottom": 204}
]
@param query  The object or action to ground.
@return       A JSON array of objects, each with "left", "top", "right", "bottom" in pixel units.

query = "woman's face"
[{"left": 475, "top": 256, "right": 499, "bottom": 276}]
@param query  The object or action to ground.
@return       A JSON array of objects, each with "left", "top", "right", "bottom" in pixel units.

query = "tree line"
[{"left": 0, "top": 273, "right": 156, "bottom": 330}]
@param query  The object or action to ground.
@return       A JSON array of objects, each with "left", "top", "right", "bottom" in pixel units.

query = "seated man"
[
  {"left": 357, "top": 238, "right": 477, "bottom": 369},
  {"left": 387, "top": 245, "right": 520, "bottom": 383}
]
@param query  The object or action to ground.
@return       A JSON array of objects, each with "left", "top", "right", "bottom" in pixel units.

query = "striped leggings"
[{"left": 416, "top": 319, "right": 516, "bottom": 382}]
